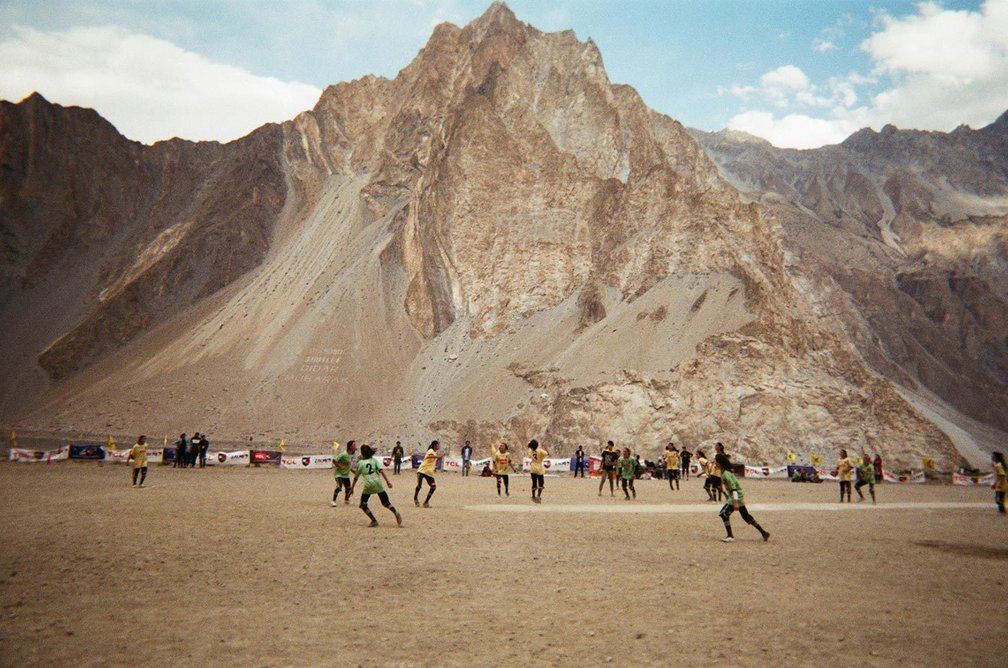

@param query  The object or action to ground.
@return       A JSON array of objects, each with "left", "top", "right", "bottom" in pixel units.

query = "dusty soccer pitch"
[{"left": 1, "top": 463, "right": 1005, "bottom": 666}]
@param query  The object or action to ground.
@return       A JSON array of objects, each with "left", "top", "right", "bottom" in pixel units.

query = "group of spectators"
[{"left": 173, "top": 432, "right": 210, "bottom": 468}]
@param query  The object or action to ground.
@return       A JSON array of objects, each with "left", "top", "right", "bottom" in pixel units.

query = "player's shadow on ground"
[{"left": 914, "top": 539, "right": 1008, "bottom": 561}]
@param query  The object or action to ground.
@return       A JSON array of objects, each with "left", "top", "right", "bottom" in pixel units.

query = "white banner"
[
  {"left": 104, "top": 448, "right": 131, "bottom": 463},
  {"left": 442, "top": 457, "right": 464, "bottom": 471},
  {"left": 145, "top": 448, "right": 164, "bottom": 464},
  {"left": 954, "top": 472, "right": 996, "bottom": 486},
  {"left": 522, "top": 457, "right": 571, "bottom": 472},
  {"left": 281, "top": 454, "right": 334, "bottom": 469},
  {"left": 8, "top": 446, "right": 70, "bottom": 462},
  {"left": 744, "top": 465, "right": 789, "bottom": 479},
  {"left": 883, "top": 470, "right": 926, "bottom": 484},
  {"left": 210, "top": 450, "right": 250, "bottom": 466}
]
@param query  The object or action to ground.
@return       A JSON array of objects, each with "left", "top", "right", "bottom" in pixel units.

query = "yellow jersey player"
[
  {"left": 528, "top": 439, "right": 548, "bottom": 503},
  {"left": 491, "top": 442, "right": 517, "bottom": 496},
  {"left": 664, "top": 443, "right": 680, "bottom": 491},
  {"left": 414, "top": 440, "right": 442, "bottom": 507},
  {"left": 834, "top": 449, "right": 855, "bottom": 502},
  {"left": 126, "top": 435, "right": 148, "bottom": 487}
]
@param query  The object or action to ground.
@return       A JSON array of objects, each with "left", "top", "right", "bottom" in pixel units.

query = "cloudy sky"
[{"left": 1, "top": 0, "right": 1005, "bottom": 148}]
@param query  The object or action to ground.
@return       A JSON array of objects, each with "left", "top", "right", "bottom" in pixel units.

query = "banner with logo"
[
  {"left": 8, "top": 446, "right": 70, "bottom": 462},
  {"left": 442, "top": 457, "right": 464, "bottom": 472},
  {"left": 250, "top": 450, "right": 282, "bottom": 465},
  {"left": 745, "top": 465, "right": 789, "bottom": 479},
  {"left": 69, "top": 444, "right": 105, "bottom": 460},
  {"left": 145, "top": 448, "right": 164, "bottom": 465},
  {"left": 209, "top": 450, "right": 250, "bottom": 466},
  {"left": 882, "top": 470, "right": 926, "bottom": 484},
  {"left": 953, "top": 472, "right": 996, "bottom": 486},
  {"left": 103, "top": 448, "right": 131, "bottom": 463},
  {"left": 587, "top": 456, "right": 603, "bottom": 476},
  {"left": 281, "top": 454, "right": 334, "bottom": 469},
  {"left": 521, "top": 457, "right": 571, "bottom": 473}
]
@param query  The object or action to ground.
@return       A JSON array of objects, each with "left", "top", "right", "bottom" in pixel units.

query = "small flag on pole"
[
  {"left": 786, "top": 452, "right": 797, "bottom": 463},
  {"left": 279, "top": 438, "right": 285, "bottom": 453},
  {"left": 922, "top": 456, "right": 936, "bottom": 471},
  {"left": 106, "top": 435, "right": 115, "bottom": 449},
  {"left": 811, "top": 453, "right": 822, "bottom": 465},
  {"left": 332, "top": 441, "right": 339, "bottom": 451}
]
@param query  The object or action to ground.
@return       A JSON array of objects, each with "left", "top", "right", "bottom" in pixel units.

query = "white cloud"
[
  {"left": 0, "top": 25, "right": 322, "bottom": 144},
  {"left": 722, "top": 0, "right": 1008, "bottom": 148},
  {"left": 813, "top": 39, "right": 837, "bottom": 52},
  {"left": 727, "top": 110, "right": 859, "bottom": 149}
]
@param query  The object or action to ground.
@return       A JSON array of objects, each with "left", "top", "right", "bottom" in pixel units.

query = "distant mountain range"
[{"left": 2, "top": 3, "right": 1004, "bottom": 466}]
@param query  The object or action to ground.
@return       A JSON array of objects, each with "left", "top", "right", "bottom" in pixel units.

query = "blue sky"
[{"left": 1, "top": 1, "right": 1005, "bottom": 147}]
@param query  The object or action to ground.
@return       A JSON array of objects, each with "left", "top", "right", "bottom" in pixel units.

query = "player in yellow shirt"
[
  {"left": 414, "top": 440, "right": 442, "bottom": 508},
  {"left": 992, "top": 451, "right": 1007, "bottom": 514},
  {"left": 663, "top": 443, "right": 680, "bottom": 491},
  {"left": 528, "top": 439, "right": 548, "bottom": 503},
  {"left": 834, "top": 449, "right": 855, "bottom": 503},
  {"left": 491, "top": 442, "right": 517, "bottom": 496},
  {"left": 126, "top": 435, "right": 148, "bottom": 487}
]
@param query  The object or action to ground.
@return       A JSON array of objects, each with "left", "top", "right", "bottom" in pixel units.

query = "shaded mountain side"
[
  {"left": 691, "top": 119, "right": 1008, "bottom": 438},
  {"left": 0, "top": 3, "right": 963, "bottom": 467}
]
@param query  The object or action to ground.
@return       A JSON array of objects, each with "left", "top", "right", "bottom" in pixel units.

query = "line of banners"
[{"left": 5, "top": 446, "right": 934, "bottom": 483}]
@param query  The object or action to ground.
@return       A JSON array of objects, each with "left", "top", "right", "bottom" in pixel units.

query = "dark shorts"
[
  {"left": 531, "top": 473, "right": 544, "bottom": 487},
  {"left": 361, "top": 491, "right": 391, "bottom": 508},
  {"left": 666, "top": 469, "right": 680, "bottom": 480},
  {"left": 417, "top": 473, "right": 435, "bottom": 486}
]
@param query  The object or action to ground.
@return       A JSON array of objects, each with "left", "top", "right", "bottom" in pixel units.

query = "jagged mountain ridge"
[
  {"left": 0, "top": 3, "right": 966, "bottom": 466},
  {"left": 690, "top": 117, "right": 1008, "bottom": 457}
]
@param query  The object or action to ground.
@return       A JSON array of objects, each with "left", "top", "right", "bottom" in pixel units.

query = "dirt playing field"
[{"left": 1, "top": 463, "right": 1006, "bottom": 667}]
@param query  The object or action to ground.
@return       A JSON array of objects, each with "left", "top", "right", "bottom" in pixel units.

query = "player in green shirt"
[
  {"left": 855, "top": 452, "right": 877, "bottom": 504},
  {"left": 617, "top": 448, "right": 637, "bottom": 500},
  {"left": 350, "top": 445, "right": 402, "bottom": 527},
  {"left": 716, "top": 453, "right": 769, "bottom": 543},
  {"left": 331, "top": 441, "right": 356, "bottom": 506}
]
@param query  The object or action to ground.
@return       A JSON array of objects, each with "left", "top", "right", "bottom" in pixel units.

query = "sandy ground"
[{"left": 1, "top": 464, "right": 1006, "bottom": 667}]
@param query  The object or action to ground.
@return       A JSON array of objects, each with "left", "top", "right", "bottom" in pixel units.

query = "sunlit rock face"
[{"left": 6, "top": 3, "right": 993, "bottom": 468}]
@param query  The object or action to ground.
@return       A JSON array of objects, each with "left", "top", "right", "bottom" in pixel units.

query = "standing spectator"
[
  {"left": 528, "top": 440, "right": 548, "bottom": 503},
  {"left": 680, "top": 448, "right": 692, "bottom": 480},
  {"left": 834, "top": 449, "right": 855, "bottom": 503},
  {"left": 198, "top": 433, "right": 209, "bottom": 468},
  {"left": 188, "top": 433, "right": 201, "bottom": 468},
  {"left": 598, "top": 441, "right": 619, "bottom": 497},
  {"left": 573, "top": 446, "right": 586, "bottom": 478},
  {"left": 392, "top": 441, "right": 404, "bottom": 475},
  {"left": 873, "top": 453, "right": 884, "bottom": 483},
  {"left": 461, "top": 440, "right": 473, "bottom": 477},
  {"left": 174, "top": 434, "right": 187, "bottom": 468},
  {"left": 664, "top": 444, "right": 681, "bottom": 491},
  {"left": 127, "top": 436, "right": 148, "bottom": 487},
  {"left": 992, "top": 451, "right": 1006, "bottom": 515}
]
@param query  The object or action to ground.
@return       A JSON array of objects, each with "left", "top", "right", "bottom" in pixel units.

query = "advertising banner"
[
  {"left": 69, "top": 444, "right": 105, "bottom": 460},
  {"left": 587, "top": 456, "right": 603, "bottom": 476},
  {"left": 8, "top": 446, "right": 69, "bottom": 462},
  {"left": 103, "top": 448, "right": 131, "bottom": 463},
  {"left": 212, "top": 450, "right": 250, "bottom": 466},
  {"left": 544, "top": 457, "right": 570, "bottom": 471},
  {"left": 250, "top": 450, "right": 282, "bottom": 465},
  {"left": 953, "top": 472, "right": 996, "bottom": 486},
  {"left": 145, "top": 448, "right": 164, "bottom": 465},
  {"left": 281, "top": 454, "right": 334, "bottom": 469},
  {"left": 882, "top": 470, "right": 926, "bottom": 484},
  {"left": 745, "top": 465, "right": 789, "bottom": 479},
  {"left": 442, "top": 457, "right": 464, "bottom": 472}
]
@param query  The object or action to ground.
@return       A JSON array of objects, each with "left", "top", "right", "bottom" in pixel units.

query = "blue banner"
[{"left": 69, "top": 444, "right": 105, "bottom": 460}]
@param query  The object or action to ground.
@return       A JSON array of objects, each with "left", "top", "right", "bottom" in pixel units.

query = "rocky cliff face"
[
  {"left": 691, "top": 116, "right": 1008, "bottom": 461},
  {"left": 1, "top": 3, "right": 972, "bottom": 467}
]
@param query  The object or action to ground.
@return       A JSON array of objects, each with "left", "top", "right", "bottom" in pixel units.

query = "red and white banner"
[
  {"left": 211, "top": 450, "right": 251, "bottom": 466},
  {"left": 8, "top": 446, "right": 70, "bottom": 462},
  {"left": 103, "top": 448, "right": 131, "bottom": 463},
  {"left": 281, "top": 454, "right": 334, "bottom": 469},
  {"left": 744, "top": 465, "right": 789, "bottom": 479},
  {"left": 521, "top": 457, "right": 570, "bottom": 472},
  {"left": 953, "top": 472, "right": 996, "bottom": 486},
  {"left": 442, "top": 457, "right": 464, "bottom": 471}
]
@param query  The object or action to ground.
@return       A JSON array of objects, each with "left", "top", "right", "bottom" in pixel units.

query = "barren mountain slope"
[
  {"left": 691, "top": 118, "right": 1008, "bottom": 459},
  {"left": 1, "top": 4, "right": 957, "bottom": 466}
]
